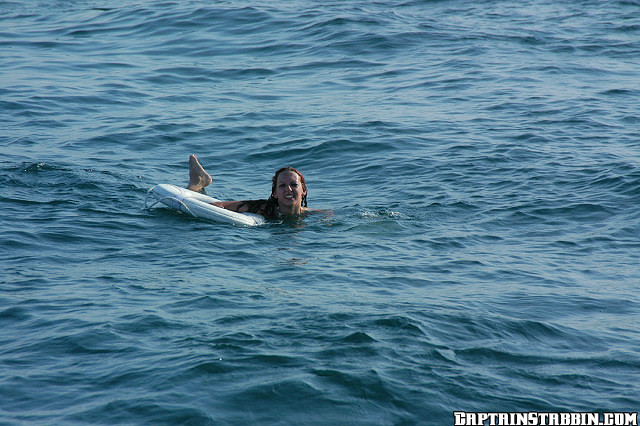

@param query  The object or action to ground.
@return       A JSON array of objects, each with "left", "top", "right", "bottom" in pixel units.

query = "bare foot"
[{"left": 187, "top": 154, "right": 212, "bottom": 192}]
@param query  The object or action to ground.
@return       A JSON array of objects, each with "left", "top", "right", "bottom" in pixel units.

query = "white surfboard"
[{"left": 145, "top": 184, "right": 266, "bottom": 226}]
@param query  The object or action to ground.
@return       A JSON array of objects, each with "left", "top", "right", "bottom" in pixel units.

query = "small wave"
[{"left": 359, "top": 209, "right": 407, "bottom": 220}]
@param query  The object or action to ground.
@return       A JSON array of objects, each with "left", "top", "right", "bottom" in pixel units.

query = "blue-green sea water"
[{"left": 2, "top": 0, "right": 639, "bottom": 424}]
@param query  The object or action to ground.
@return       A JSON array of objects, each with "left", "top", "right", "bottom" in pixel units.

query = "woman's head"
[{"left": 271, "top": 167, "right": 307, "bottom": 211}]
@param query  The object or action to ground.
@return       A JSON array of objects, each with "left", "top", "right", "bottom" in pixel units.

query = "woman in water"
[{"left": 186, "top": 155, "right": 308, "bottom": 219}]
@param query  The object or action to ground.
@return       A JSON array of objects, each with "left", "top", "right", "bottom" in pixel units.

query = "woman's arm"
[
  {"left": 211, "top": 200, "right": 267, "bottom": 214},
  {"left": 212, "top": 201, "right": 248, "bottom": 212}
]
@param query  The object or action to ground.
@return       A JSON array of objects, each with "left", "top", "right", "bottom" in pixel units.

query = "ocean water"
[{"left": 1, "top": 0, "right": 639, "bottom": 424}]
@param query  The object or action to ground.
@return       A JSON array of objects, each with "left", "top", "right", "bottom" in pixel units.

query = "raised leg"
[{"left": 186, "top": 154, "right": 212, "bottom": 192}]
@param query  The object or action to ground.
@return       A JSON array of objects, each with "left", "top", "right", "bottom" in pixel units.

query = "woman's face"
[{"left": 273, "top": 171, "right": 306, "bottom": 211}]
